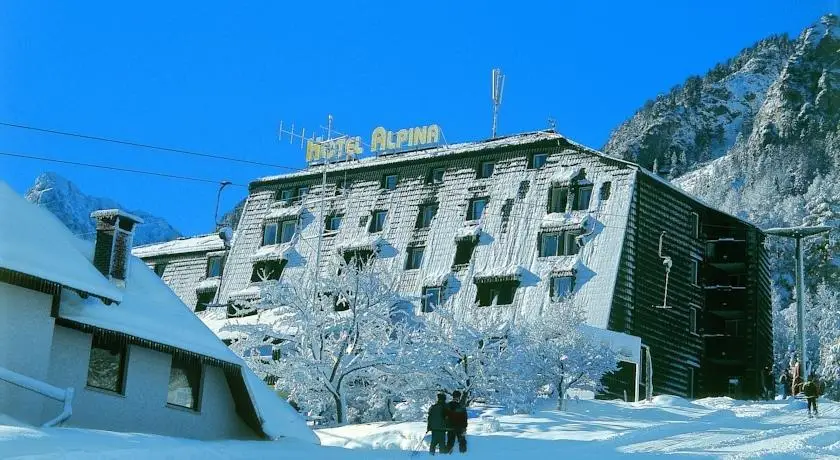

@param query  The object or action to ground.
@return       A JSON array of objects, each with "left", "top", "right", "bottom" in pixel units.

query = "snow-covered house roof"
[
  {"left": 0, "top": 182, "right": 122, "bottom": 303},
  {"left": 132, "top": 234, "right": 226, "bottom": 258}
]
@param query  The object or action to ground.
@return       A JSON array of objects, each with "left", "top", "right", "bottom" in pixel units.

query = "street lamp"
[
  {"left": 764, "top": 225, "right": 832, "bottom": 379},
  {"left": 214, "top": 180, "right": 233, "bottom": 231}
]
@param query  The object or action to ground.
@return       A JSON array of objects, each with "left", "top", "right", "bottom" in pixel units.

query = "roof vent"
[{"left": 91, "top": 209, "right": 144, "bottom": 285}]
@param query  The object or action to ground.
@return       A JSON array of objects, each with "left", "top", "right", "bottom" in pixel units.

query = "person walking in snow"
[
  {"left": 445, "top": 390, "right": 468, "bottom": 454},
  {"left": 780, "top": 369, "right": 792, "bottom": 399},
  {"left": 804, "top": 373, "right": 820, "bottom": 418},
  {"left": 763, "top": 367, "right": 775, "bottom": 400},
  {"left": 426, "top": 393, "right": 449, "bottom": 455}
]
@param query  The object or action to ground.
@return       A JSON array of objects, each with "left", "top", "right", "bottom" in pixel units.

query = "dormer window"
[
  {"left": 478, "top": 161, "right": 495, "bottom": 179},
  {"left": 467, "top": 197, "right": 488, "bottom": 221},
  {"left": 550, "top": 275, "right": 575, "bottom": 300},
  {"left": 422, "top": 286, "right": 441, "bottom": 313},
  {"left": 547, "top": 186, "right": 569, "bottom": 213},
  {"left": 369, "top": 210, "right": 387, "bottom": 233},
  {"left": 263, "top": 220, "right": 296, "bottom": 246},
  {"left": 453, "top": 239, "right": 477, "bottom": 266},
  {"left": 538, "top": 230, "right": 581, "bottom": 257},
  {"left": 278, "top": 189, "right": 294, "bottom": 204},
  {"left": 325, "top": 214, "right": 342, "bottom": 233},
  {"left": 206, "top": 255, "right": 223, "bottom": 278},
  {"left": 428, "top": 168, "right": 445, "bottom": 185},
  {"left": 297, "top": 186, "right": 309, "bottom": 198},
  {"left": 383, "top": 175, "right": 398, "bottom": 191},
  {"left": 475, "top": 282, "right": 518, "bottom": 306},
  {"left": 251, "top": 259, "right": 286, "bottom": 282},
  {"left": 529, "top": 153, "right": 549, "bottom": 169},
  {"left": 572, "top": 184, "right": 593, "bottom": 211},
  {"left": 416, "top": 203, "right": 438, "bottom": 229}
]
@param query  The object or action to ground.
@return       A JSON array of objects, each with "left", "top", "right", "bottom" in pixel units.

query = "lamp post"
[
  {"left": 214, "top": 180, "right": 233, "bottom": 231},
  {"left": 764, "top": 225, "right": 832, "bottom": 379}
]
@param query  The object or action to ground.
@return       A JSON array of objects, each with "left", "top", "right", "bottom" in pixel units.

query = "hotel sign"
[{"left": 306, "top": 123, "right": 441, "bottom": 164}]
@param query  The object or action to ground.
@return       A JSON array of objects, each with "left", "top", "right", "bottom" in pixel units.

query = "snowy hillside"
[
  {"left": 605, "top": 14, "right": 840, "bottom": 384},
  {"left": 24, "top": 172, "right": 181, "bottom": 245},
  {"left": 4, "top": 397, "right": 840, "bottom": 458}
]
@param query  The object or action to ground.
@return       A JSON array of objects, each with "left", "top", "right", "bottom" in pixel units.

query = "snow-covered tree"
[
  {"left": 224, "top": 255, "right": 416, "bottom": 424},
  {"left": 518, "top": 301, "right": 618, "bottom": 410}
]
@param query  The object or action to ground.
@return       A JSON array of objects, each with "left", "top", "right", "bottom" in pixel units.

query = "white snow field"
[{"left": 3, "top": 396, "right": 840, "bottom": 458}]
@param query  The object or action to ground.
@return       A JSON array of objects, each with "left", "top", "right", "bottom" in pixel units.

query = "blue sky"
[{"left": 0, "top": 1, "right": 833, "bottom": 236}]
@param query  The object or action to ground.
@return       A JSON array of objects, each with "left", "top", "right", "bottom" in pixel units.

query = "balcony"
[{"left": 704, "top": 336, "right": 747, "bottom": 364}]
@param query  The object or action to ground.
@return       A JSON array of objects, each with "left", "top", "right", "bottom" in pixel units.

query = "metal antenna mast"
[
  {"left": 313, "top": 114, "right": 333, "bottom": 296},
  {"left": 491, "top": 68, "right": 505, "bottom": 138}
]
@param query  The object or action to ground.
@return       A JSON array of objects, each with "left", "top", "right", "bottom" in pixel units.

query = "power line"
[
  {"left": 0, "top": 120, "right": 306, "bottom": 172},
  {"left": 0, "top": 150, "right": 247, "bottom": 187}
]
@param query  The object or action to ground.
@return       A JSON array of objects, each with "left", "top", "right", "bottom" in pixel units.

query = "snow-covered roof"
[
  {"left": 132, "top": 234, "right": 227, "bottom": 258},
  {"left": 90, "top": 208, "right": 144, "bottom": 224},
  {"left": 58, "top": 242, "right": 316, "bottom": 443},
  {"left": 0, "top": 182, "right": 122, "bottom": 303}
]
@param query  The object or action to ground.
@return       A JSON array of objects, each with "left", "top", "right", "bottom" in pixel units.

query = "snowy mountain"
[
  {"left": 605, "top": 14, "right": 840, "bottom": 377},
  {"left": 25, "top": 172, "right": 182, "bottom": 245}
]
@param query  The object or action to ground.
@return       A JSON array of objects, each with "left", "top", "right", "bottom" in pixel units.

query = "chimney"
[{"left": 91, "top": 209, "right": 144, "bottom": 285}]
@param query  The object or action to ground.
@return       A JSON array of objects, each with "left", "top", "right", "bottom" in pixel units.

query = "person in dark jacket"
[
  {"left": 803, "top": 373, "right": 820, "bottom": 417},
  {"left": 445, "top": 390, "right": 468, "bottom": 454},
  {"left": 763, "top": 367, "right": 775, "bottom": 400},
  {"left": 780, "top": 369, "right": 792, "bottom": 399},
  {"left": 427, "top": 393, "right": 448, "bottom": 455}
]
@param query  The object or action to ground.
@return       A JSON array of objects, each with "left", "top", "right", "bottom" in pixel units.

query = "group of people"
[
  {"left": 778, "top": 367, "right": 824, "bottom": 417},
  {"left": 426, "top": 390, "right": 468, "bottom": 455}
]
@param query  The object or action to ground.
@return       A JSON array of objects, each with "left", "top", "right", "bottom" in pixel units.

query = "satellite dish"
[{"left": 218, "top": 227, "right": 234, "bottom": 248}]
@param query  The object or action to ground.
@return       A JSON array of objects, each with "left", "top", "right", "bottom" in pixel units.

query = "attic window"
[
  {"left": 422, "top": 286, "right": 442, "bottom": 313},
  {"left": 467, "top": 197, "right": 488, "bottom": 221},
  {"left": 477, "top": 161, "right": 495, "bottom": 179},
  {"left": 296, "top": 186, "right": 310, "bottom": 199},
  {"left": 475, "top": 281, "right": 518, "bottom": 306},
  {"left": 369, "top": 210, "right": 387, "bottom": 233},
  {"left": 86, "top": 333, "right": 127, "bottom": 395},
  {"left": 277, "top": 189, "right": 294, "bottom": 204},
  {"left": 428, "top": 168, "right": 445, "bottom": 185},
  {"left": 383, "top": 174, "right": 398, "bottom": 191},
  {"left": 550, "top": 275, "right": 575, "bottom": 300},
  {"left": 548, "top": 186, "right": 569, "bottom": 213},
  {"left": 167, "top": 356, "right": 202, "bottom": 411},
  {"left": 195, "top": 291, "right": 214, "bottom": 313},
  {"left": 251, "top": 259, "right": 286, "bottom": 282},
  {"left": 262, "top": 220, "right": 296, "bottom": 246},
  {"left": 529, "top": 153, "right": 549, "bottom": 169},
  {"left": 600, "top": 181, "right": 612, "bottom": 201},
  {"left": 206, "top": 255, "right": 223, "bottom": 278},
  {"left": 325, "top": 214, "right": 343, "bottom": 233},
  {"left": 572, "top": 184, "right": 593, "bottom": 211},
  {"left": 453, "top": 239, "right": 477, "bottom": 267}
]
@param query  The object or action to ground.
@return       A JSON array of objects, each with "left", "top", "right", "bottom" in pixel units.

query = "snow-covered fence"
[{"left": 0, "top": 366, "right": 75, "bottom": 427}]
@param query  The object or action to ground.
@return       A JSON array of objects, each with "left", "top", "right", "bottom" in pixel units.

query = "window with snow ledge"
[
  {"left": 477, "top": 161, "right": 495, "bottom": 179},
  {"left": 475, "top": 281, "right": 518, "bottom": 306},
  {"left": 571, "top": 184, "right": 593, "bottom": 211},
  {"left": 453, "top": 239, "right": 478, "bottom": 267},
  {"left": 405, "top": 246, "right": 424, "bottom": 270},
  {"left": 167, "top": 356, "right": 202, "bottom": 411},
  {"left": 547, "top": 186, "right": 569, "bottom": 213},
  {"left": 277, "top": 188, "right": 294, "bottom": 204},
  {"left": 382, "top": 174, "right": 398, "bottom": 191},
  {"left": 538, "top": 231, "right": 581, "bottom": 257},
  {"left": 369, "top": 210, "right": 387, "bottom": 233},
  {"left": 416, "top": 203, "right": 438, "bottom": 229},
  {"left": 194, "top": 291, "right": 214, "bottom": 313},
  {"left": 422, "top": 286, "right": 441, "bottom": 313},
  {"left": 427, "top": 167, "right": 445, "bottom": 185},
  {"left": 600, "top": 181, "right": 612, "bottom": 201},
  {"left": 86, "top": 333, "right": 127, "bottom": 395},
  {"left": 325, "top": 213, "right": 343, "bottom": 233},
  {"left": 339, "top": 249, "right": 374, "bottom": 274},
  {"left": 467, "top": 197, "right": 489, "bottom": 221},
  {"left": 529, "top": 152, "right": 549, "bottom": 169},
  {"left": 550, "top": 275, "right": 575, "bottom": 300},
  {"left": 251, "top": 259, "right": 286, "bottom": 282},
  {"left": 206, "top": 255, "right": 224, "bottom": 278}
]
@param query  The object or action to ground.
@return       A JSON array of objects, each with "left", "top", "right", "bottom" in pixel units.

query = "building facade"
[{"left": 210, "top": 131, "right": 769, "bottom": 400}]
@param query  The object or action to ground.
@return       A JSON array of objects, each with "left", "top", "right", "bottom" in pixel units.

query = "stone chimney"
[{"left": 90, "top": 209, "right": 144, "bottom": 285}]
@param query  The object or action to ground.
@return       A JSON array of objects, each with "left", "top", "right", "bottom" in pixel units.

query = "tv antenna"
[
  {"left": 654, "top": 231, "right": 673, "bottom": 309},
  {"left": 491, "top": 68, "right": 505, "bottom": 138}
]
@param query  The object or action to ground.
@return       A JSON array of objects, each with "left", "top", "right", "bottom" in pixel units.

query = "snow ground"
[{"left": 3, "top": 397, "right": 840, "bottom": 459}]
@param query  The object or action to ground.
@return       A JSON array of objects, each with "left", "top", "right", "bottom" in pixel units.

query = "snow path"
[{"left": 3, "top": 397, "right": 840, "bottom": 458}]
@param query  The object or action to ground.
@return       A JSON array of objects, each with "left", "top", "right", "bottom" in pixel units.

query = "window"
[
  {"left": 335, "top": 179, "right": 348, "bottom": 194},
  {"left": 453, "top": 239, "right": 477, "bottom": 266},
  {"left": 428, "top": 168, "right": 445, "bottom": 184},
  {"left": 539, "top": 231, "right": 580, "bottom": 257},
  {"left": 383, "top": 174, "right": 398, "bottom": 190},
  {"left": 467, "top": 197, "right": 488, "bottom": 221},
  {"left": 251, "top": 259, "right": 286, "bottom": 282},
  {"left": 416, "top": 204, "right": 438, "bottom": 229},
  {"left": 478, "top": 161, "right": 495, "bottom": 179},
  {"left": 548, "top": 186, "right": 569, "bottom": 213},
  {"left": 422, "top": 287, "right": 442, "bottom": 313},
  {"left": 167, "top": 356, "right": 201, "bottom": 410},
  {"left": 691, "top": 212, "right": 700, "bottom": 238},
  {"left": 475, "top": 282, "right": 518, "bottom": 306},
  {"left": 565, "top": 231, "right": 581, "bottom": 255},
  {"left": 342, "top": 249, "right": 374, "bottom": 270},
  {"left": 195, "top": 291, "right": 214, "bottom": 313},
  {"left": 262, "top": 223, "right": 277, "bottom": 246},
  {"left": 279, "top": 220, "right": 296, "bottom": 243},
  {"left": 86, "top": 334, "right": 127, "bottom": 394},
  {"left": 725, "top": 319, "right": 742, "bottom": 337},
  {"left": 690, "top": 306, "right": 699, "bottom": 336},
  {"left": 153, "top": 262, "right": 167, "bottom": 277},
  {"left": 369, "top": 210, "right": 387, "bottom": 233},
  {"left": 405, "top": 246, "right": 424, "bottom": 270},
  {"left": 690, "top": 260, "right": 700, "bottom": 286},
  {"left": 278, "top": 189, "right": 294, "bottom": 203},
  {"left": 688, "top": 368, "right": 696, "bottom": 399},
  {"left": 572, "top": 185, "right": 593, "bottom": 211},
  {"left": 550, "top": 276, "right": 575, "bottom": 300},
  {"left": 325, "top": 214, "right": 342, "bottom": 232},
  {"left": 600, "top": 182, "right": 612, "bottom": 201},
  {"left": 529, "top": 153, "right": 549, "bottom": 169},
  {"left": 296, "top": 186, "right": 309, "bottom": 199},
  {"left": 206, "top": 255, "right": 223, "bottom": 278}
]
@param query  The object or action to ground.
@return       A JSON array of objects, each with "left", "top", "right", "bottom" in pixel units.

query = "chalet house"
[
  {"left": 0, "top": 182, "right": 316, "bottom": 443},
  {"left": 207, "top": 130, "right": 771, "bottom": 401}
]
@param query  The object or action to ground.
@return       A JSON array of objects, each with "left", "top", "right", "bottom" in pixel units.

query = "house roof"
[
  {"left": 0, "top": 182, "right": 122, "bottom": 303},
  {"left": 132, "top": 234, "right": 227, "bottom": 259}
]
